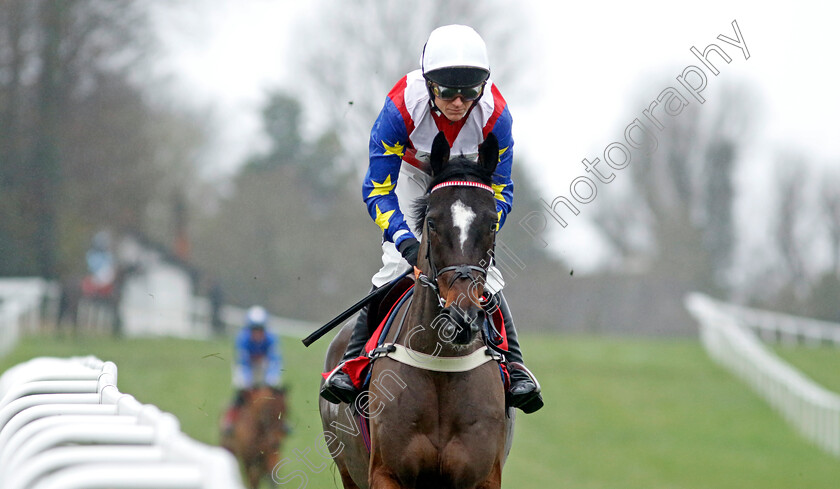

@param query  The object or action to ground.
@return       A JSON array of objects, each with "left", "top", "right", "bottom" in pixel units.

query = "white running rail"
[
  {"left": 685, "top": 293, "right": 840, "bottom": 457},
  {"left": 0, "top": 356, "right": 245, "bottom": 489},
  {"left": 712, "top": 300, "right": 840, "bottom": 347},
  {"left": 0, "top": 278, "right": 59, "bottom": 358}
]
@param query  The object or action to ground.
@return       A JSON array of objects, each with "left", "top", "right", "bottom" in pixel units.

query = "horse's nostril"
[
  {"left": 436, "top": 308, "right": 461, "bottom": 343},
  {"left": 472, "top": 310, "right": 485, "bottom": 329},
  {"left": 443, "top": 323, "right": 457, "bottom": 338}
]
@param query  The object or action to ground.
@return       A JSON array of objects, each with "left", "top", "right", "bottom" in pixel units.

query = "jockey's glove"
[{"left": 398, "top": 237, "right": 420, "bottom": 267}]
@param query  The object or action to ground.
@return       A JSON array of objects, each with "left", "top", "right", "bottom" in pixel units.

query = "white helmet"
[
  {"left": 246, "top": 305, "right": 268, "bottom": 328},
  {"left": 421, "top": 25, "right": 490, "bottom": 88}
]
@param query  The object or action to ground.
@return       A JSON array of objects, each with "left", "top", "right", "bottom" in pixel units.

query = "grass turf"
[
  {"left": 1, "top": 332, "right": 838, "bottom": 488},
  {"left": 771, "top": 343, "right": 840, "bottom": 394}
]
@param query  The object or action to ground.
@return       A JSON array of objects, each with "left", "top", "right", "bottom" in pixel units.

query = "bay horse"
[
  {"left": 221, "top": 386, "right": 289, "bottom": 489},
  {"left": 320, "top": 132, "right": 514, "bottom": 489}
]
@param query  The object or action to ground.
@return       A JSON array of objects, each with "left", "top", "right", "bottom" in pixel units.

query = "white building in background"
[
  {"left": 74, "top": 233, "right": 311, "bottom": 340},
  {"left": 116, "top": 234, "right": 201, "bottom": 338}
]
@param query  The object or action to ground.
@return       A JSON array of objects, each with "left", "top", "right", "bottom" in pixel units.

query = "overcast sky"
[{"left": 155, "top": 0, "right": 840, "bottom": 272}]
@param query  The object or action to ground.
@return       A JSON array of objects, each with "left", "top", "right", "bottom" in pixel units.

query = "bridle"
[
  {"left": 373, "top": 177, "right": 505, "bottom": 368},
  {"left": 416, "top": 180, "right": 496, "bottom": 307}
]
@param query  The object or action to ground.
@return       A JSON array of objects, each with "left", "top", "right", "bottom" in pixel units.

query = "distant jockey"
[
  {"left": 82, "top": 230, "right": 116, "bottom": 297},
  {"left": 222, "top": 305, "right": 283, "bottom": 435},
  {"left": 320, "top": 25, "right": 542, "bottom": 414}
]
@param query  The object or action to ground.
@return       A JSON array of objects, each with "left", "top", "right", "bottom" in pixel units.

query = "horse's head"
[
  {"left": 413, "top": 131, "right": 499, "bottom": 346},
  {"left": 233, "top": 386, "right": 289, "bottom": 489},
  {"left": 246, "top": 386, "right": 289, "bottom": 452}
]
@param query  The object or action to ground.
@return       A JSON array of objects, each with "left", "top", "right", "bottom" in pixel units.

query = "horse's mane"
[{"left": 411, "top": 157, "right": 495, "bottom": 234}]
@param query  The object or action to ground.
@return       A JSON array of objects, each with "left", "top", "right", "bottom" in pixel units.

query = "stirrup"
[
  {"left": 320, "top": 365, "right": 358, "bottom": 405},
  {"left": 508, "top": 362, "right": 541, "bottom": 393},
  {"left": 507, "top": 362, "right": 544, "bottom": 414}
]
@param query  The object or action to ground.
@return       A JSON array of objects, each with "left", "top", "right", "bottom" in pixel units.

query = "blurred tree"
[
  {"left": 244, "top": 93, "right": 340, "bottom": 196},
  {"left": 701, "top": 88, "right": 747, "bottom": 285},
  {"left": 191, "top": 90, "right": 380, "bottom": 319},
  {"left": 806, "top": 273, "right": 840, "bottom": 322},
  {"left": 191, "top": 162, "right": 381, "bottom": 320},
  {"left": 192, "top": 84, "right": 566, "bottom": 323},
  {"left": 0, "top": 0, "right": 204, "bottom": 278},
  {"left": 773, "top": 154, "right": 809, "bottom": 299},
  {"left": 261, "top": 94, "right": 303, "bottom": 163},
  {"left": 821, "top": 170, "right": 840, "bottom": 277},
  {"left": 802, "top": 169, "right": 840, "bottom": 321},
  {"left": 293, "top": 0, "right": 532, "bottom": 169},
  {"left": 190, "top": 3, "right": 566, "bottom": 324},
  {"left": 590, "top": 81, "right": 754, "bottom": 295}
]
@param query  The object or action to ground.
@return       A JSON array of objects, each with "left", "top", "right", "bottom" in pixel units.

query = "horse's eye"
[{"left": 427, "top": 219, "right": 436, "bottom": 231}]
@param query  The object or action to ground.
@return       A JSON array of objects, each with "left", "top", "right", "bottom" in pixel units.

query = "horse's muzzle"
[{"left": 439, "top": 306, "right": 485, "bottom": 345}]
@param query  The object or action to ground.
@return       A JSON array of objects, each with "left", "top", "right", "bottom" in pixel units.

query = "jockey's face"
[
  {"left": 434, "top": 95, "right": 473, "bottom": 122},
  {"left": 250, "top": 328, "right": 265, "bottom": 341}
]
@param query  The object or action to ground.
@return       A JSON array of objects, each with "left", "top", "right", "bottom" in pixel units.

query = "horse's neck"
[{"left": 250, "top": 389, "right": 284, "bottom": 417}]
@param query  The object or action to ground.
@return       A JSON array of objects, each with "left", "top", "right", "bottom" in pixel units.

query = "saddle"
[
  {"left": 337, "top": 280, "right": 511, "bottom": 394},
  {"left": 348, "top": 280, "right": 512, "bottom": 453},
  {"left": 367, "top": 276, "right": 415, "bottom": 336}
]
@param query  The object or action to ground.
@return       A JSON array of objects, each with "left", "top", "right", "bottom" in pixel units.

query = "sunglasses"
[{"left": 431, "top": 83, "right": 484, "bottom": 101}]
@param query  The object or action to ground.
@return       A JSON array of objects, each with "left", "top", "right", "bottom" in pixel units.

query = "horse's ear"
[
  {"left": 430, "top": 131, "right": 450, "bottom": 176},
  {"left": 478, "top": 133, "right": 499, "bottom": 174}
]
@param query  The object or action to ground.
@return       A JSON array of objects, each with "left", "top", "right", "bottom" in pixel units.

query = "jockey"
[
  {"left": 320, "top": 25, "right": 543, "bottom": 414},
  {"left": 222, "top": 305, "right": 283, "bottom": 434},
  {"left": 82, "top": 230, "right": 116, "bottom": 297}
]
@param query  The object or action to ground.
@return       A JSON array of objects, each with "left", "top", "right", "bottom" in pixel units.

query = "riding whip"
[{"left": 301, "top": 269, "right": 412, "bottom": 347}]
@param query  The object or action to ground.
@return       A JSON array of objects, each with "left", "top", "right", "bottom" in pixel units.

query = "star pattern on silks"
[
  {"left": 491, "top": 146, "right": 510, "bottom": 203},
  {"left": 382, "top": 140, "right": 405, "bottom": 158},
  {"left": 374, "top": 205, "right": 395, "bottom": 231},
  {"left": 368, "top": 174, "right": 396, "bottom": 197},
  {"left": 492, "top": 182, "right": 507, "bottom": 202},
  {"left": 495, "top": 210, "right": 502, "bottom": 231}
]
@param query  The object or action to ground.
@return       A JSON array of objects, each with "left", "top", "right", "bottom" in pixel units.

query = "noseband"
[{"left": 417, "top": 180, "right": 495, "bottom": 305}]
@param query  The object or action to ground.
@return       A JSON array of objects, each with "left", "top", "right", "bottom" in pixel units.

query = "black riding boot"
[
  {"left": 223, "top": 389, "right": 248, "bottom": 436},
  {"left": 234, "top": 389, "right": 247, "bottom": 407},
  {"left": 496, "top": 292, "right": 544, "bottom": 414},
  {"left": 320, "top": 300, "right": 372, "bottom": 404}
]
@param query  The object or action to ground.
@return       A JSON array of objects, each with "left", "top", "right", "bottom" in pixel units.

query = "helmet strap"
[
  {"left": 472, "top": 85, "right": 486, "bottom": 106},
  {"left": 425, "top": 80, "right": 443, "bottom": 116}
]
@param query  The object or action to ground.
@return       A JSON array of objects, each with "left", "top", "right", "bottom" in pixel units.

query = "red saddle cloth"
[
  {"left": 81, "top": 275, "right": 114, "bottom": 298},
  {"left": 324, "top": 285, "right": 509, "bottom": 390}
]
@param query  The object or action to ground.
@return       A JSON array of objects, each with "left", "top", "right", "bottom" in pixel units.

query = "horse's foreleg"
[
  {"left": 475, "top": 461, "right": 502, "bottom": 489},
  {"left": 369, "top": 467, "right": 405, "bottom": 489},
  {"left": 246, "top": 463, "right": 262, "bottom": 489},
  {"left": 339, "top": 467, "right": 363, "bottom": 489}
]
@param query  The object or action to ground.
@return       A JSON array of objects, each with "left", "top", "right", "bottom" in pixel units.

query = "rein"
[
  {"left": 369, "top": 178, "right": 503, "bottom": 373},
  {"left": 370, "top": 286, "right": 504, "bottom": 373}
]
